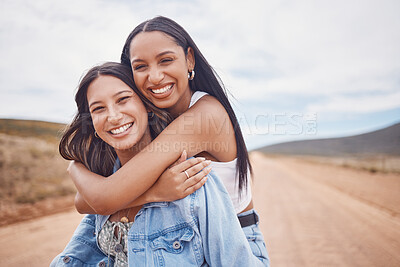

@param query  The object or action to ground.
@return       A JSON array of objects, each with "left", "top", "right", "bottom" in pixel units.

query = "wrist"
[{"left": 146, "top": 188, "right": 161, "bottom": 203}]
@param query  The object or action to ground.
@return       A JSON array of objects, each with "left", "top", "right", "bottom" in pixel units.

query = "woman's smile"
[
  {"left": 108, "top": 122, "right": 133, "bottom": 136},
  {"left": 148, "top": 83, "right": 174, "bottom": 98}
]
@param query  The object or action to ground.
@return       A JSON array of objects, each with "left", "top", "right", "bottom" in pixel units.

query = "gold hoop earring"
[
  {"left": 188, "top": 70, "right": 195, "bottom": 80},
  {"left": 94, "top": 131, "right": 99, "bottom": 138}
]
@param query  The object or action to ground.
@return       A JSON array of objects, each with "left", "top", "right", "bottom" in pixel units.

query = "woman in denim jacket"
[
  {"left": 52, "top": 62, "right": 268, "bottom": 266},
  {"left": 68, "top": 16, "right": 269, "bottom": 263}
]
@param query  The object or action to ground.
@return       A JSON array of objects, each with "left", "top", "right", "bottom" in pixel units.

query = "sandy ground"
[
  {"left": 0, "top": 207, "right": 83, "bottom": 266},
  {"left": 251, "top": 152, "right": 400, "bottom": 266},
  {"left": 1, "top": 153, "right": 400, "bottom": 266}
]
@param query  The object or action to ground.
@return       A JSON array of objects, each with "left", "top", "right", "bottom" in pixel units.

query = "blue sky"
[{"left": 0, "top": 0, "right": 399, "bottom": 150}]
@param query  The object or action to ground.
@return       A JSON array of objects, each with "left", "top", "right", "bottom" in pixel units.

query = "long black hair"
[
  {"left": 59, "top": 62, "right": 172, "bottom": 176},
  {"left": 121, "top": 16, "right": 252, "bottom": 194}
]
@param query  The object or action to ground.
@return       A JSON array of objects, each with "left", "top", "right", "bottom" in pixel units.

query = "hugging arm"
[
  {"left": 74, "top": 153, "right": 211, "bottom": 214},
  {"left": 69, "top": 96, "right": 229, "bottom": 215}
]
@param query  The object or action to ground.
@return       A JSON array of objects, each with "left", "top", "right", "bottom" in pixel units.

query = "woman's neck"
[
  {"left": 168, "top": 89, "right": 194, "bottom": 118},
  {"left": 115, "top": 128, "right": 152, "bottom": 166}
]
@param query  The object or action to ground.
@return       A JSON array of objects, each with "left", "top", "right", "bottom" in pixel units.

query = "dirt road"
[
  {"left": 0, "top": 208, "right": 83, "bottom": 266},
  {"left": 1, "top": 153, "right": 400, "bottom": 266},
  {"left": 251, "top": 152, "right": 400, "bottom": 266}
]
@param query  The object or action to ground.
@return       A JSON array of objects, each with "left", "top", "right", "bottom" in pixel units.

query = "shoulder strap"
[{"left": 189, "top": 91, "right": 209, "bottom": 108}]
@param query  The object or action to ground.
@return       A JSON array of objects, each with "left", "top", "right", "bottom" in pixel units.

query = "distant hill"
[
  {"left": 0, "top": 118, "right": 66, "bottom": 143},
  {"left": 257, "top": 122, "right": 400, "bottom": 156}
]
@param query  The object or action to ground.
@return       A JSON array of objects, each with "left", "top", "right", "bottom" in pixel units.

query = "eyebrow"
[
  {"left": 130, "top": 50, "right": 176, "bottom": 64},
  {"left": 89, "top": 90, "right": 133, "bottom": 108}
]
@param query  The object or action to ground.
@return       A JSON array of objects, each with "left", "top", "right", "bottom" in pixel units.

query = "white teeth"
[
  {"left": 151, "top": 84, "right": 173, "bottom": 94},
  {"left": 110, "top": 123, "right": 132, "bottom": 135}
]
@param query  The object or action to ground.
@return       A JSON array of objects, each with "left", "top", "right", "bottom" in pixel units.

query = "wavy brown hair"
[{"left": 59, "top": 62, "right": 172, "bottom": 176}]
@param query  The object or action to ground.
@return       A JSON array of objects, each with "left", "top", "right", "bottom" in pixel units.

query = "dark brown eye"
[
  {"left": 160, "top": 58, "right": 173, "bottom": 63},
  {"left": 92, "top": 106, "right": 104, "bottom": 112},
  {"left": 133, "top": 64, "right": 146, "bottom": 71},
  {"left": 118, "top": 96, "right": 130, "bottom": 103}
]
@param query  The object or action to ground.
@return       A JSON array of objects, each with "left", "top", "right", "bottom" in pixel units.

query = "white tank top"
[{"left": 188, "top": 91, "right": 252, "bottom": 213}]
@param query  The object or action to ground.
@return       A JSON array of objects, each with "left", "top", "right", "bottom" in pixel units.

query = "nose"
[
  {"left": 107, "top": 108, "right": 123, "bottom": 124},
  {"left": 148, "top": 67, "right": 164, "bottom": 85}
]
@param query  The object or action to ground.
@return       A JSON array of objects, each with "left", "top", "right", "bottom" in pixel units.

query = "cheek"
[
  {"left": 173, "top": 65, "right": 189, "bottom": 85},
  {"left": 136, "top": 108, "right": 149, "bottom": 130},
  {"left": 91, "top": 115, "right": 102, "bottom": 132},
  {"left": 138, "top": 116, "right": 149, "bottom": 133},
  {"left": 128, "top": 103, "right": 148, "bottom": 129},
  {"left": 133, "top": 74, "right": 146, "bottom": 91}
]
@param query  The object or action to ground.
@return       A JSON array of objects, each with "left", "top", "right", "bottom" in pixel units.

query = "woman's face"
[
  {"left": 129, "top": 31, "right": 195, "bottom": 116},
  {"left": 87, "top": 75, "right": 150, "bottom": 151}
]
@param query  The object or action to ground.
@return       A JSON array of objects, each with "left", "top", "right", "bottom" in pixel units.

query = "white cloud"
[
  {"left": 306, "top": 91, "right": 400, "bottom": 114},
  {"left": 198, "top": 0, "right": 400, "bottom": 107},
  {"left": 0, "top": 0, "right": 399, "bottom": 131}
]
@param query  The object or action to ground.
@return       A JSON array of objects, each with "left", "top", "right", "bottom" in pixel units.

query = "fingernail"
[
  {"left": 197, "top": 157, "right": 206, "bottom": 161},
  {"left": 204, "top": 160, "right": 212, "bottom": 165}
]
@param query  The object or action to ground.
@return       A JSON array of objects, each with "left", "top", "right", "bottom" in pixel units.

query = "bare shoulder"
[
  {"left": 170, "top": 93, "right": 237, "bottom": 160},
  {"left": 191, "top": 94, "right": 237, "bottom": 160},
  {"left": 190, "top": 94, "right": 228, "bottom": 119}
]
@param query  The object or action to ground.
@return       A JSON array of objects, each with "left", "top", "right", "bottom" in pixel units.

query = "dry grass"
[
  {"left": 262, "top": 153, "right": 400, "bottom": 174},
  {"left": 0, "top": 118, "right": 66, "bottom": 143},
  {"left": 298, "top": 155, "right": 400, "bottom": 174},
  {"left": 0, "top": 133, "right": 76, "bottom": 226}
]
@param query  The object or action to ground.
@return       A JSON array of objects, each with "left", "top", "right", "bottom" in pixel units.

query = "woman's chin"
[
  {"left": 148, "top": 94, "right": 177, "bottom": 109},
  {"left": 110, "top": 142, "right": 134, "bottom": 151},
  {"left": 102, "top": 133, "right": 135, "bottom": 150}
]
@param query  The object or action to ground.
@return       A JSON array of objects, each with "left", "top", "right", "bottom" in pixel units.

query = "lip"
[
  {"left": 107, "top": 122, "right": 133, "bottom": 138},
  {"left": 147, "top": 83, "right": 174, "bottom": 99}
]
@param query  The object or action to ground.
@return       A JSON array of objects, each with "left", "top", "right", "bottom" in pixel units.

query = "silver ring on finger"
[{"left": 184, "top": 170, "right": 190, "bottom": 179}]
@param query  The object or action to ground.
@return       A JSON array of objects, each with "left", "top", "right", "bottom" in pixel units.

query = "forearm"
[
  {"left": 69, "top": 162, "right": 149, "bottom": 214},
  {"left": 74, "top": 192, "right": 97, "bottom": 214},
  {"left": 69, "top": 156, "right": 173, "bottom": 214},
  {"left": 69, "top": 144, "right": 201, "bottom": 213},
  {"left": 68, "top": 98, "right": 224, "bottom": 214},
  {"left": 75, "top": 189, "right": 151, "bottom": 215},
  {"left": 122, "top": 188, "right": 158, "bottom": 208}
]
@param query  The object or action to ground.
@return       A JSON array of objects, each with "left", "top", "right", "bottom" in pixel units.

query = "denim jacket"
[
  {"left": 50, "top": 214, "right": 112, "bottom": 267},
  {"left": 51, "top": 160, "right": 269, "bottom": 266},
  {"left": 122, "top": 169, "right": 268, "bottom": 266}
]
